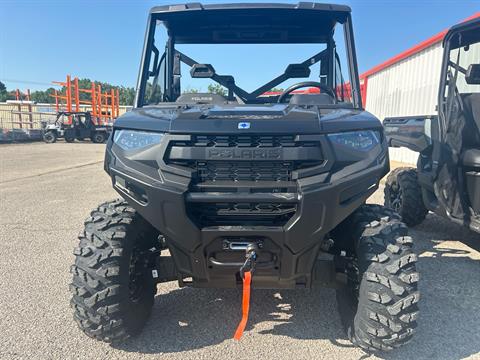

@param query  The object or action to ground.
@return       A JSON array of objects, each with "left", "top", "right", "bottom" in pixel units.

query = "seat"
[
  {"left": 289, "top": 93, "right": 335, "bottom": 106},
  {"left": 462, "top": 148, "right": 480, "bottom": 212},
  {"left": 462, "top": 148, "right": 480, "bottom": 168},
  {"left": 456, "top": 94, "right": 480, "bottom": 212},
  {"left": 460, "top": 94, "right": 480, "bottom": 168},
  {"left": 461, "top": 94, "right": 480, "bottom": 146}
]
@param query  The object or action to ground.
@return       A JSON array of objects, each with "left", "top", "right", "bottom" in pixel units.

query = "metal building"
[{"left": 362, "top": 12, "right": 480, "bottom": 165}]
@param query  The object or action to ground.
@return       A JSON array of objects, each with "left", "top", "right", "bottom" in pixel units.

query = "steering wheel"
[{"left": 277, "top": 81, "right": 336, "bottom": 103}]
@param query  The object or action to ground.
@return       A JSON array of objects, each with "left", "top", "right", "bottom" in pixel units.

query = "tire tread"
[
  {"left": 384, "top": 167, "right": 428, "bottom": 226},
  {"left": 336, "top": 204, "right": 420, "bottom": 352},
  {"left": 70, "top": 199, "right": 156, "bottom": 343}
]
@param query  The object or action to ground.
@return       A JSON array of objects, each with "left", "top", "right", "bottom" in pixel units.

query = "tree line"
[{"left": 0, "top": 79, "right": 136, "bottom": 106}]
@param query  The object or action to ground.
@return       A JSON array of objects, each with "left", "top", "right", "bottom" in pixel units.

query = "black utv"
[
  {"left": 42, "top": 111, "right": 110, "bottom": 143},
  {"left": 384, "top": 17, "right": 480, "bottom": 233},
  {"left": 70, "top": 3, "right": 419, "bottom": 351}
]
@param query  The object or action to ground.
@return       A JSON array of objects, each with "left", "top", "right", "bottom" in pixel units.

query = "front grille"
[
  {"left": 166, "top": 135, "right": 323, "bottom": 183},
  {"left": 188, "top": 202, "right": 297, "bottom": 227},
  {"left": 197, "top": 161, "right": 292, "bottom": 182},
  {"left": 189, "top": 135, "right": 304, "bottom": 147},
  {"left": 165, "top": 134, "right": 322, "bottom": 227}
]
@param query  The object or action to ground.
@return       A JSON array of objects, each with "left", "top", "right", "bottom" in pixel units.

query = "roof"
[
  {"left": 445, "top": 16, "right": 480, "bottom": 49},
  {"left": 447, "top": 13, "right": 480, "bottom": 39},
  {"left": 149, "top": 2, "right": 351, "bottom": 44},
  {"left": 150, "top": 2, "right": 351, "bottom": 14},
  {"left": 360, "top": 12, "right": 480, "bottom": 79}
]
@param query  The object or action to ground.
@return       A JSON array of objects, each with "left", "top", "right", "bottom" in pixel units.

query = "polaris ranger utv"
[
  {"left": 42, "top": 111, "right": 110, "bottom": 143},
  {"left": 384, "top": 17, "right": 480, "bottom": 232},
  {"left": 70, "top": 3, "right": 419, "bottom": 351}
]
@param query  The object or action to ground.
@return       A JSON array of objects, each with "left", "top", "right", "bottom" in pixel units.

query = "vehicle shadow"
[
  {"left": 415, "top": 212, "right": 480, "bottom": 253},
  {"left": 113, "top": 285, "right": 353, "bottom": 354},
  {"left": 113, "top": 213, "right": 480, "bottom": 359},
  {"left": 378, "top": 213, "right": 480, "bottom": 360}
]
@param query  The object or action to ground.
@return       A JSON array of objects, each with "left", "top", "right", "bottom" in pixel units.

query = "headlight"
[
  {"left": 113, "top": 130, "right": 164, "bottom": 151},
  {"left": 327, "top": 130, "right": 380, "bottom": 151}
]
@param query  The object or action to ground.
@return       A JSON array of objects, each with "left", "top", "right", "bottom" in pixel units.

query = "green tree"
[
  {"left": 0, "top": 81, "right": 7, "bottom": 102},
  {"left": 207, "top": 83, "right": 227, "bottom": 96},
  {"left": 30, "top": 88, "right": 56, "bottom": 103},
  {"left": 115, "top": 86, "right": 135, "bottom": 106},
  {"left": 6, "top": 90, "right": 16, "bottom": 101},
  {"left": 182, "top": 86, "right": 200, "bottom": 94}
]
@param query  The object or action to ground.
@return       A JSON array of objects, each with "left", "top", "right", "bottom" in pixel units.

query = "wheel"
[
  {"left": 335, "top": 204, "right": 420, "bottom": 352},
  {"left": 384, "top": 167, "right": 428, "bottom": 226},
  {"left": 43, "top": 131, "right": 57, "bottom": 143},
  {"left": 70, "top": 199, "right": 160, "bottom": 343},
  {"left": 65, "top": 136, "right": 75, "bottom": 143},
  {"left": 92, "top": 132, "right": 106, "bottom": 143}
]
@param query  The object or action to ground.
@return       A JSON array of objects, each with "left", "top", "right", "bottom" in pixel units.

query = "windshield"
[
  {"left": 442, "top": 28, "right": 480, "bottom": 114},
  {"left": 177, "top": 43, "right": 328, "bottom": 93},
  {"left": 439, "top": 24, "right": 480, "bottom": 141},
  {"left": 138, "top": 13, "right": 359, "bottom": 107},
  {"left": 447, "top": 40, "right": 480, "bottom": 94}
]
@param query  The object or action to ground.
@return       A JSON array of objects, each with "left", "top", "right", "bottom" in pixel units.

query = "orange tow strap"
[{"left": 233, "top": 270, "right": 252, "bottom": 340}]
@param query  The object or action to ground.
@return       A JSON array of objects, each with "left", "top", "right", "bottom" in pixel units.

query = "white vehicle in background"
[{"left": 42, "top": 111, "right": 110, "bottom": 143}]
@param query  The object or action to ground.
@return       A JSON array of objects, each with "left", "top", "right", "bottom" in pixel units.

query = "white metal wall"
[
  {"left": 365, "top": 42, "right": 444, "bottom": 164},
  {"left": 365, "top": 42, "right": 444, "bottom": 119},
  {"left": 387, "top": 147, "right": 419, "bottom": 166}
]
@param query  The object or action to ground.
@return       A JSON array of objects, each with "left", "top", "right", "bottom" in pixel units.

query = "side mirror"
[
  {"left": 466, "top": 64, "right": 480, "bottom": 85},
  {"left": 284, "top": 64, "right": 310, "bottom": 78},
  {"left": 190, "top": 64, "right": 215, "bottom": 78}
]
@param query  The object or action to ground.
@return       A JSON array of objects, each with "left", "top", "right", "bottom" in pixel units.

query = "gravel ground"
[{"left": 1, "top": 142, "right": 479, "bottom": 360}]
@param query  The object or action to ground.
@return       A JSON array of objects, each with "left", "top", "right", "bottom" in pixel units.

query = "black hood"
[{"left": 114, "top": 104, "right": 382, "bottom": 134}]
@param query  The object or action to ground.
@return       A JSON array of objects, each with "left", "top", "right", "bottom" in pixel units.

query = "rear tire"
[
  {"left": 384, "top": 167, "right": 428, "bottom": 227},
  {"left": 92, "top": 132, "right": 106, "bottom": 143},
  {"left": 65, "top": 136, "right": 75, "bottom": 143},
  {"left": 70, "top": 199, "right": 160, "bottom": 343},
  {"left": 43, "top": 131, "right": 57, "bottom": 143},
  {"left": 336, "top": 204, "right": 420, "bottom": 352}
]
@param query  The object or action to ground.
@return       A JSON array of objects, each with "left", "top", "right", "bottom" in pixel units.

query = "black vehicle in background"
[
  {"left": 70, "top": 3, "right": 419, "bottom": 351},
  {"left": 384, "top": 17, "right": 480, "bottom": 232},
  {"left": 42, "top": 111, "right": 110, "bottom": 143}
]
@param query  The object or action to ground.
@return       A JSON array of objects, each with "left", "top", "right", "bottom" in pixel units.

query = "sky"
[{"left": 0, "top": 0, "right": 478, "bottom": 92}]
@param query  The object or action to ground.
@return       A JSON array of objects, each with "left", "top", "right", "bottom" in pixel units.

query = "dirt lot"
[{"left": 1, "top": 142, "right": 479, "bottom": 360}]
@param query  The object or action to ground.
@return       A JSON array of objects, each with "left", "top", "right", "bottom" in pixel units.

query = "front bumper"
[{"left": 105, "top": 133, "right": 389, "bottom": 289}]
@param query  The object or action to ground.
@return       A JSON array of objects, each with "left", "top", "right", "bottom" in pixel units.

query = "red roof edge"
[{"left": 360, "top": 12, "right": 480, "bottom": 80}]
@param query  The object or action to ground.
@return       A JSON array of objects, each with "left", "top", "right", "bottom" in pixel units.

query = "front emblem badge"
[{"left": 238, "top": 122, "right": 250, "bottom": 129}]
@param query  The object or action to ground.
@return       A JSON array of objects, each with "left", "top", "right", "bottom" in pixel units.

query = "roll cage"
[
  {"left": 134, "top": 2, "right": 362, "bottom": 107},
  {"left": 438, "top": 16, "right": 480, "bottom": 141}
]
